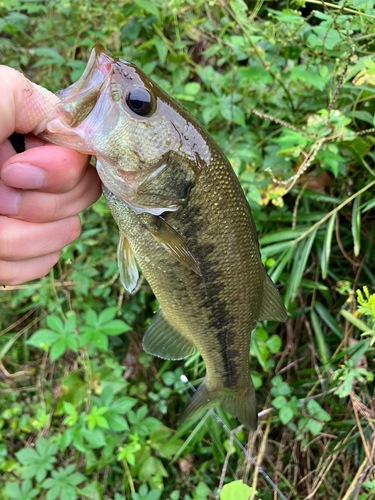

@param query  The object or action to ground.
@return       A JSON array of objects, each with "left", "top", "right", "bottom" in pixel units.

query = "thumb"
[{"left": 0, "top": 66, "right": 58, "bottom": 143}]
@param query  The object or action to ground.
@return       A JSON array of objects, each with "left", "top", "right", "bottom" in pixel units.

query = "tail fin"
[
  {"left": 180, "top": 379, "right": 258, "bottom": 430},
  {"left": 220, "top": 379, "right": 258, "bottom": 429}
]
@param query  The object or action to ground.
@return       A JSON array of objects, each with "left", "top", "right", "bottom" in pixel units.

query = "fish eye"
[{"left": 125, "top": 88, "right": 153, "bottom": 116}]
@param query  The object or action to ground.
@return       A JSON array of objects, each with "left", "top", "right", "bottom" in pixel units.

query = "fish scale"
[{"left": 37, "top": 44, "right": 287, "bottom": 428}]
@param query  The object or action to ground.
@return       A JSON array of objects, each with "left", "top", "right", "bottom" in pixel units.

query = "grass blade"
[
  {"left": 314, "top": 302, "right": 343, "bottom": 339},
  {"left": 270, "top": 246, "right": 295, "bottom": 283},
  {"left": 170, "top": 411, "right": 210, "bottom": 464},
  {"left": 340, "top": 309, "right": 372, "bottom": 332},
  {"left": 351, "top": 194, "right": 361, "bottom": 257},
  {"left": 311, "top": 310, "right": 329, "bottom": 365},
  {"left": 284, "top": 228, "right": 318, "bottom": 308},
  {"left": 320, "top": 214, "right": 335, "bottom": 279}
]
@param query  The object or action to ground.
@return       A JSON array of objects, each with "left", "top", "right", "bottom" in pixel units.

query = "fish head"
[{"left": 36, "top": 44, "right": 210, "bottom": 209}]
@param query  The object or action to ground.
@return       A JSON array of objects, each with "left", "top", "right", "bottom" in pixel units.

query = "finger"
[
  {"left": 0, "top": 252, "right": 60, "bottom": 286},
  {"left": 0, "top": 66, "right": 58, "bottom": 142},
  {"left": 0, "top": 134, "right": 46, "bottom": 171},
  {"left": 0, "top": 166, "right": 101, "bottom": 221},
  {"left": 0, "top": 139, "right": 16, "bottom": 169},
  {"left": 1, "top": 144, "right": 90, "bottom": 192},
  {"left": 0, "top": 215, "right": 81, "bottom": 261}
]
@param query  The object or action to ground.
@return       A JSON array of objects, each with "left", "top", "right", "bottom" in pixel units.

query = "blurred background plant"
[{"left": 1, "top": 0, "right": 375, "bottom": 499}]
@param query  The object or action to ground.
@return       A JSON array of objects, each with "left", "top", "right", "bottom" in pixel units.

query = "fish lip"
[
  {"left": 36, "top": 44, "right": 116, "bottom": 141},
  {"left": 54, "top": 46, "right": 114, "bottom": 128}
]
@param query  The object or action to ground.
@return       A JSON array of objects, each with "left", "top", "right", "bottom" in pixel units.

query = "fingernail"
[
  {"left": 1, "top": 163, "right": 45, "bottom": 189},
  {"left": 0, "top": 185, "right": 21, "bottom": 215}
]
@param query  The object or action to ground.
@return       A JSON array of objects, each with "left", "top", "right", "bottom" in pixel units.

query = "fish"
[{"left": 35, "top": 44, "right": 287, "bottom": 429}]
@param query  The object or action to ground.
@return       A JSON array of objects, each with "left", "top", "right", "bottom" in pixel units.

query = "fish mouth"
[
  {"left": 35, "top": 44, "right": 114, "bottom": 148},
  {"left": 54, "top": 44, "right": 113, "bottom": 128}
]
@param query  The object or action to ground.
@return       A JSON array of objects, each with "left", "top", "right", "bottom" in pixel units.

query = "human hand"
[{"left": 0, "top": 67, "right": 102, "bottom": 285}]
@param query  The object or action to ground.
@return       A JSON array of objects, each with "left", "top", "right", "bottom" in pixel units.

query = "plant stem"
[
  {"left": 122, "top": 459, "right": 135, "bottom": 494},
  {"left": 305, "top": 0, "right": 375, "bottom": 20},
  {"left": 293, "top": 179, "right": 375, "bottom": 244}
]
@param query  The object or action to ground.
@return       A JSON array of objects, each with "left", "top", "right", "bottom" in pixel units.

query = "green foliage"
[
  {"left": 220, "top": 480, "right": 254, "bottom": 500},
  {"left": 16, "top": 438, "right": 58, "bottom": 482},
  {"left": 1, "top": 0, "right": 375, "bottom": 499}
]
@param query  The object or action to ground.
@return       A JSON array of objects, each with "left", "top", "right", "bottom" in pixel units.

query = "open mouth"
[
  {"left": 54, "top": 45, "right": 113, "bottom": 128},
  {"left": 35, "top": 44, "right": 114, "bottom": 145}
]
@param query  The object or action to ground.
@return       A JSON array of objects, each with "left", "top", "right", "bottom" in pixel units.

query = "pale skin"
[{"left": 0, "top": 66, "right": 102, "bottom": 285}]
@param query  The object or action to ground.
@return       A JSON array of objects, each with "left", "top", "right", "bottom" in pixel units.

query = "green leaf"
[
  {"left": 50, "top": 338, "right": 67, "bottom": 361},
  {"left": 279, "top": 405, "right": 294, "bottom": 424},
  {"left": 138, "top": 456, "right": 167, "bottom": 481},
  {"left": 220, "top": 480, "right": 254, "bottom": 500},
  {"left": 16, "top": 448, "right": 39, "bottom": 465},
  {"left": 106, "top": 412, "right": 129, "bottom": 432},
  {"left": 67, "top": 472, "right": 85, "bottom": 486},
  {"left": 101, "top": 320, "right": 131, "bottom": 335},
  {"left": 147, "top": 491, "right": 162, "bottom": 500},
  {"left": 46, "top": 315, "right": 65, "bottom": 334},
  {"left": 272, "top": 395, "right": 287, "bottom": 409},
  {"left": 26, "top": 330, "right": 59, "bottom": 348},
  {"left": 134, "top": 0, "right": 160, "bottom": 19},
  {"left": 85, "top": 309, "right": 97, "bottom": 327},
  {"left": 306, "top": 419, "right": 323, "bottom": 436},
  {"left": 267, "top": 335, "right": 282, "bottom": 353},
  {"left": 307, "top": 400, "right": 331, "bottom": 422},
  {"left": 81, "top": 428, "right": 106, "bottom": 448},
  {"left": 153, "top": 36, "right": 168, "bottom": 66},
  {"left": 184, "top": 82, "right": 201, "bottom": 95},
  {"left": 290, "top": 65, "right": 327, "bottom": 90},
  {"left": 347, "top": 110, "right": 374, "bottom": 125},
  {"left": 270, "top": 376, "right": 291, "bottom": 397},
  {"left": 5, "top": 483, "right": 20, "bottom": 498},
  {"left": 98, "top": 307, "right": 117, "bottom": 325}
]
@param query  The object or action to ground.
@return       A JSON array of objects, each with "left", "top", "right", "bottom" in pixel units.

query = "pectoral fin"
[
  {"left": 143, "top": 309, "right": 195, "bottom": 360},
  {"left": 146, "top": 215, "right": 202, "bottom": 276},
  {"left": 117, "top": 234, "right": 139, "bottom": 293},
  {"left": 258, "top": 274, "right": 287, "bottom": 322}
]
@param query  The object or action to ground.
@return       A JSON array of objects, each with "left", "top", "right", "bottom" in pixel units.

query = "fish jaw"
[{"left": 35, "top": 45, "right": 119, "bottom": 155}]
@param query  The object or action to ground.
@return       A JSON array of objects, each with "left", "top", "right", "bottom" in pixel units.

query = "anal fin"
[
  {"left": 117, "top": 234, "right": 139, "bottom": 293},
  {"left": 258, "top": 274, "right": 287, "bottom": 322},
  {"left": 143, "top": 309, "right": 195, "bottom": 360}
]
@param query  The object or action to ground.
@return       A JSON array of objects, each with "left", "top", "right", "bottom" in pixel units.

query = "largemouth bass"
[{"left": 36, "top": 44, "right": 287, "bottom": 429}]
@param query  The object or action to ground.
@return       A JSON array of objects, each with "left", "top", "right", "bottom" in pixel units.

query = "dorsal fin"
[
  {"left": 258, "top": 274, "right": 287, "bottom": 322},
  {"left": 143, "top": 309, "right": 195, "bottom": 360}
]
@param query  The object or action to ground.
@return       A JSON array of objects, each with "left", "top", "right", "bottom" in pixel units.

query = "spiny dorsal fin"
[
  {"left": 117, "top": 234, "right": 139, "bottom": 293},
  {"left": 148, "top": 216, "right": 202, "bottom": 276},
  {"left": 258, "top": 274, "right": 287, "bottom": 323},
  {"left": 143, "top": 309, "right": 195, "bottom": 360}
]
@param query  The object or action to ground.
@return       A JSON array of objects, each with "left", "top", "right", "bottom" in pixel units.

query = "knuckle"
[
  {"left": 0, "top": 217, "right": 13, "bottom": 260},
  {"left": 0, "top": 261, "right": 19, "bottom": 285},
  {"left": 66, "top": 216, "right": 81, "bottom": 244}
]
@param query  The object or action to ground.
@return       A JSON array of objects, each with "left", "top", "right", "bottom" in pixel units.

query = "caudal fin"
[
  {"left": 180, "top": 379, "right": 258, "bottom": 430},
  {"left": 220, "top": 378, "right": 258, "bottom": 429}
]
